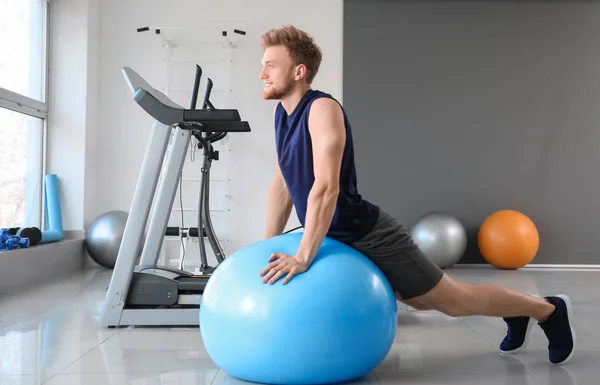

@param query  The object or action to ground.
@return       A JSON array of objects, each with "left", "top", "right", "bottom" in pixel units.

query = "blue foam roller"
[
  {"left": 199, "top": 233, "right": 397, "bottom": 385},
  {"left": 41, "top": 174, "right": 64, "bottom": 243},
  {"left": 41, "top": 230, "right": 63, "bottom": 243}
]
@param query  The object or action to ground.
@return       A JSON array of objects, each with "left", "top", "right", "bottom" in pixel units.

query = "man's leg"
[
  {"left": 414, "top": 273, "right": 553, "bottom": 319},
  {"left": 413, "top": 273, "right": 576, "bottom": 364},
  {"left": 395, "top": 292, "right": 434, "bottom": 311},
  {"left": 351, "top": 208, "right": 575, "bottom": 365}
]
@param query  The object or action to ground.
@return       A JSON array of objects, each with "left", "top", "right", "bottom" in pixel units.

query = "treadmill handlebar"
[
  {"left": 133, "top": 88, "right": 249, "bottom": 132},
  {"left": 183, "top": 108, "right": 240, "bottom": 122},
  {"left": 187, "top": 121, "right": 251, "bottom": 133}
]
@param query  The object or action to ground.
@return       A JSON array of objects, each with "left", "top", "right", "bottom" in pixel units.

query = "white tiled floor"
[{"left": 0, "top": 267, "right": 598, "bottom": 385}]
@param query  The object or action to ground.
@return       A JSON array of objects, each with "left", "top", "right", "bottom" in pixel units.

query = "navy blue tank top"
[{"left": 274, "top": 89, "right": 380, "bottom": 244}]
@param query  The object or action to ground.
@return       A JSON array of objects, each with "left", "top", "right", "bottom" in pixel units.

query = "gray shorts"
[{"left": 351, "top": 209, "right": 444, "bottom": 300}]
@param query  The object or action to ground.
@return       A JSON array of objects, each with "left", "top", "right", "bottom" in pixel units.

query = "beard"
[{"left": 262, "top": 77, "right": 295, "bottom": 100}]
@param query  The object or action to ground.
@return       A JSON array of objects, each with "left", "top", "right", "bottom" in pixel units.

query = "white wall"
[
  {"left": 47, "top": 0, "right": 94, "bottom": 231},
  {"left": 89, "top": 0, "right": 343, "bottom": 257},
  {"left": 84, "top": 0, "right": 101, "bottom": 232}
]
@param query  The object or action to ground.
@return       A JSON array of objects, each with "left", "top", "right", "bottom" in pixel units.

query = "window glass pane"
[
  {"left": 0, "top": 107, "right": 43, "bottom": 228},
  {"left": 0, "top": 0, "right": 46, "bottom": 102}
]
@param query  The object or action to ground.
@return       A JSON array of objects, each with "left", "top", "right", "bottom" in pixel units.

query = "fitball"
[
  {"left": 410, "top": 212, "right": 467, "bottom": 269},
  {"left": 478, "top": 209, "right": 539, "bottom": 270},
  {"left": 199, "top": 233, "right": 397, "bottom": 385},
  {"left": 85, "top": 210, "right": 128, "bottom": 269}
]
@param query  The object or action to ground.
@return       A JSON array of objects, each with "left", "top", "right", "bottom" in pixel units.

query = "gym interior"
[{"left": 0, "top": 0, "right": 598, "bottom": 384}]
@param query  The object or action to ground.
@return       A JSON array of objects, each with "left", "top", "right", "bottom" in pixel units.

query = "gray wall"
[{"left": 343, "top": 0, "right": 600, "bottom": 265}]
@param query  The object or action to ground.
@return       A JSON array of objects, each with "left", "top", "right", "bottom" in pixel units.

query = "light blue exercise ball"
[{"left": 199, "top": 232, "right": 397, "bottom": 385}]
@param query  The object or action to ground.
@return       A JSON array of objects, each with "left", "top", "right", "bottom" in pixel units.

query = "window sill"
[{"left": 0, "top": 231, "right": 86, "bottom": 295}]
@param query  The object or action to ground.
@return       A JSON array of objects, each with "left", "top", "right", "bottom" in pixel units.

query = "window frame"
[{"left": 0, "top": 0, "right": 52, "bottom": 227}]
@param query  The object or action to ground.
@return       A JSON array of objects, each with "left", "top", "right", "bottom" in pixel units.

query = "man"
[{"left": 257, "top": 25, "right": 575, "bottom": 365}]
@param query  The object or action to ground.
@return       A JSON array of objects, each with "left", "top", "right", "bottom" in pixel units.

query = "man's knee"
[
  {"left": 395, "top": 292, "right": 433, "bottom": 311},
  {"left": 405, "top": 299, "right": 433, "bottom": 311},
  {"left": 417, "top": 276, "right": 474, "bottom": 317}
]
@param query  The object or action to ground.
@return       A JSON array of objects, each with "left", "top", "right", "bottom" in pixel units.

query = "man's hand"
[{"left": 259, "top": 253, "right": 308, "bottom": 285}]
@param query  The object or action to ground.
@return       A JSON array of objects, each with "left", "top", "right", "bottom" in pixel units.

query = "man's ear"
[{"left": 295, "top": 64, "right": 307, "bottom": 81}]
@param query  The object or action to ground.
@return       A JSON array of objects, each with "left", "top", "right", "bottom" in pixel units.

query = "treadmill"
[{"left": 100, "top": 66, "right": 250, "bottom": 327}]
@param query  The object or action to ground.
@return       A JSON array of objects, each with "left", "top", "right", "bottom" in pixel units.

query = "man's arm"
[
  {"left": 295, "top": 98, "right": 345, "bottom": 266},
  {"left": 264, "top": 158, "right": 293, "bottom": 239}
]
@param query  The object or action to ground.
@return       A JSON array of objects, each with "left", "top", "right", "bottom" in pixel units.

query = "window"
[
  {"left": 0, "top": 0, "right": 49, "bottom": 229},
  {"left": 0, "top": 108, "right": 43, "bottom": 226}
]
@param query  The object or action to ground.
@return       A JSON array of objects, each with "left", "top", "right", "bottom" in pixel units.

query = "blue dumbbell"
[
  {"left": 6, "top": 238, "right": 19, "bottom": 250},
  {"left": 18, "top": 238, "right": 30, "bottom": 248}
]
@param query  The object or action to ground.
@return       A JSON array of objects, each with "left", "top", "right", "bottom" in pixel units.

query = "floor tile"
[
  {"left": 0, "top": 375, "right": 44, "bottom": 385},
  {"left": 0, "top": 346, "right": 85, "bottom": 381},
  {"left": 1, "top": 266, "right": 598, "bottom": 385},
  {"left": 570, "top": 306, "right": 600, "bottom": 336},
  {"left": 43, "top": 371, "right": 219, "bottom": 385},
  {"left": 101, "top": 327, "right": 206, "bottom": 351},
  {"left": 57, "top": 346, "right": 219, "bottom": 375},
  {"left": 376, "top": 371, "right": 543, "bottom": 384},
  {"left": 377, "top": 348, "right": 526, "bottom": 375},
  {"left": 394, "top": 311, "right": 496, "bottom": 351},
  {"left": 211, "top": 368, "right": 379, "bottom": 385},
  {"left": 503, "top": 350, "right": 600, "bottom": 385}
]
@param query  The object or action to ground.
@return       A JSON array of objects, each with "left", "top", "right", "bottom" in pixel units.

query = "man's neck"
[{"left": 281, "top": 84, "right": 312, "bottom": 115}]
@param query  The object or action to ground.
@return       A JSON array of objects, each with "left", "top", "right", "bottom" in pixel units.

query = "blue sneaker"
[
  {"left": 538, "top": 295, "right": 576, "bottom": 364},
  {"left": 500, "top": 315, "right": 535, "bottom": 354},
  {"left": 500, "top": 295, "right": 539, "bottom": 354}
]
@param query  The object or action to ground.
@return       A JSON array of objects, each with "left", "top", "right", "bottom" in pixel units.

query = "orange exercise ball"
[{"left": 478, "top": 210, "right": 539, "bottom": 269}]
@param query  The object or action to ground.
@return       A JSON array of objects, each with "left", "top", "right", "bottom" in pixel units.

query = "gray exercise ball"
[
  {"left": 85, "top": 210, "right": 128, "bottom": 269},
  {"left": 410, "top": 212, "right": 467, "bottom": 269}
]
